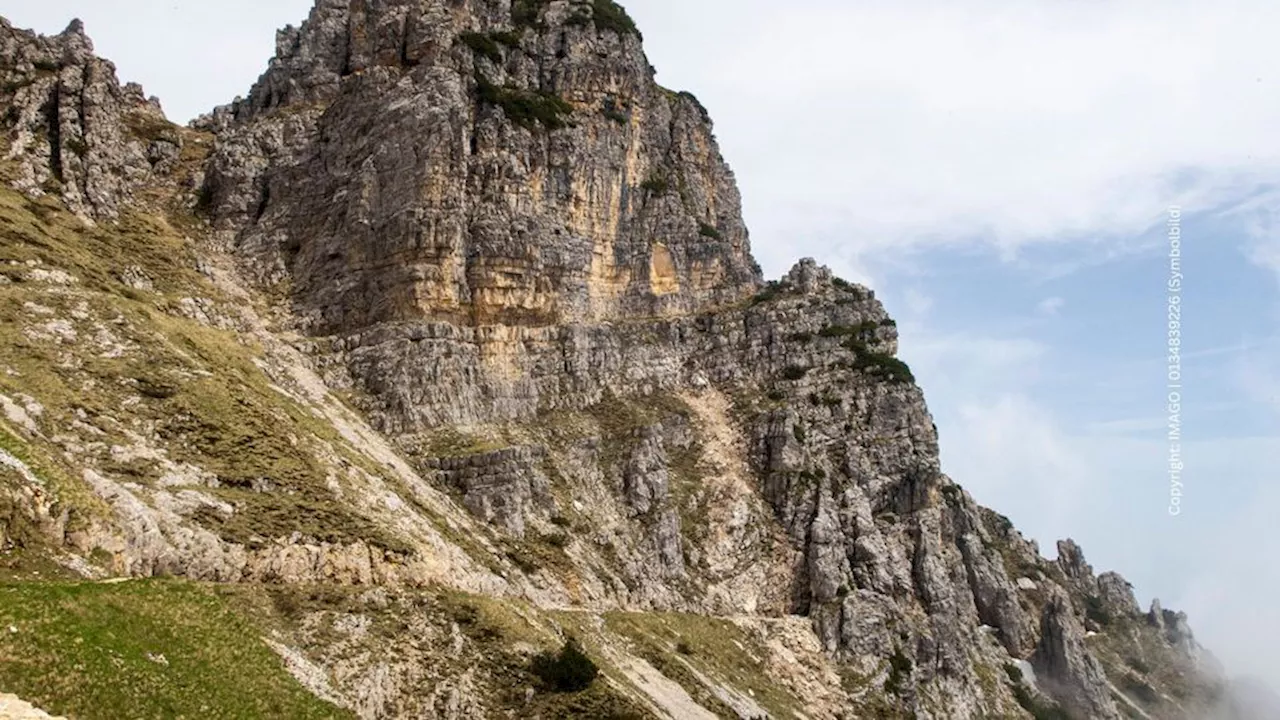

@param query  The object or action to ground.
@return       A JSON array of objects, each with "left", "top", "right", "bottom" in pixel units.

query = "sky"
[{"left": 4, "top": 0, "right": 1279, "bottom": 691}]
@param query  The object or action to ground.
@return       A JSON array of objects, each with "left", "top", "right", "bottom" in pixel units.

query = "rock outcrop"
[
  {"left": 201, "top": 0, "right": 759, "bottom": 340},
  {"left": 1033, "top": 589, "right": 1122, "bottom": 719},
  {"left": 0, "top": 18, "right": 180, "bottom": 220}
]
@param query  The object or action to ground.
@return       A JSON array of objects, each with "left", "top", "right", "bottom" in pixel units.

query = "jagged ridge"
[{"left": 0, "top": 5, "right": 1259, "bottom": 720}]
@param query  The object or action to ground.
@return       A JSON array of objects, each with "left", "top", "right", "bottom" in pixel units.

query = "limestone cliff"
[
  {"left": 0, "top": 4, "right": 1259, "bottom": 720},
  {"left": 201, "top": 0, "right": 758, "bottom": 338}
]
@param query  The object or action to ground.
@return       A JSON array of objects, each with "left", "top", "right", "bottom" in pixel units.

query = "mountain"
[{"left": 0, "top": 3, "right": 1260, "bottom": 718}]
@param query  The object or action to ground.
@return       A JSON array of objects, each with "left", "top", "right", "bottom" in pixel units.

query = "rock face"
[
  {"left": 0, "top": 18, "right": 180, "bottom": 219},
  {"left": 0, "top": 5, "right": 1242, "bottom": 720},
  {"left": 201, "top": 0, "right": 759, "bottom": 340},
  {"left": 1033, "top": 589, "right": 1122, "bottom": 719}
]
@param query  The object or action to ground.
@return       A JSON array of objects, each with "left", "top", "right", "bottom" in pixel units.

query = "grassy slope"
[
  {"left": 0, "top": 167, "right": 414, "bottom": 559},
  {"left": 0, "top": 580, "right": 352, "bottom": 719}
]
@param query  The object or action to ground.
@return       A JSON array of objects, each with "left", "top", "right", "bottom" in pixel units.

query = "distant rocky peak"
[{"left": 0, "top": 17, "right": 181, "bottom": 220}]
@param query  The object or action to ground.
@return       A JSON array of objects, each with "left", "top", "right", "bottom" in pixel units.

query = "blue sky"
[{"left": 4, "top": 0, "right": 1279, "bottom": 689}]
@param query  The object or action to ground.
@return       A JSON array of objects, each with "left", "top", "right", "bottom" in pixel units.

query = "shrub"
[
  {"left": 939, "top": 484, "right": 963, "bottom": 504},
  {"left": 1012, "top": 683, "right": 1071, "bottom": 720},
  {"left": 1084, "top": 595, "right": 1113, "bottom": 627},
  {"left": 749, "top": 281, "right": 787, "bottom": 306},
  {"left": 853, "top": 351, "right": 914, "bottom": 383},
  {"left": 842, "top": 339, "right": 915, "bottom": 384},
  {"left": 697, "top": 222, "right": 722, "bottom": 239},
  {"left": 792, "top": 424, "right": 806, "bottom": 443},
  {"left": 884, "top": 646, "right": 913, "bottom": 695},
  {"left": 460, "top": 32, "right": 502, "bottom": 62},
  {"left": 831, "top": 276, "right": 869, "bottom": 300},
  {"left": 491, "top": 30, "right": 524, "bottom": 48},
  {"left": 532, "top": 639, "right": 599, "bottom": 692},
  {"left": 592, "top": 0, "right": 641, "bottom": 37},
  {"left": 565, "top": 9, "right": 594, "bottom": 28},
  {"left": 678, "top": 91, "right": 710, "bottom": 122},
  {"left": 476, "top": 74, "right": 573, "bottom": 130},
  {"left": 781, "top": 366, "right": 808, "bottom": 381},
  {"left": 512, "top": 0, "right": 552, "bottom": 27},
  {"left": 640, "top": 174, "right": 670, "bottom": 194},
  {"left": 602, "top": 96, "right": 629, "bottom": 124},
  {"left": 63, "top": 137, "right": 90, "bottom": 157},
  {"left": 819, "top": 322, "right": 878, "bottom": 340}
]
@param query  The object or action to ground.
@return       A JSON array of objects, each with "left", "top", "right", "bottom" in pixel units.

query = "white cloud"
[
  {"left": 901, "top": 287, "right": 934, "bottom": 319},
  {"left": 1217, "top": 189, "right": 1280, "bottom": 281},
  {"left": 1085, "top": 416, "right": 1169, "bottom": 435},
  {"left": 946, "top": 394, "right": 1094, "bottom": 531},
  {"left": 1037, "top": 297, "right": 1065, "bottom": 316},
  {"left": 1175, "top": 473, "right": 1280, "bottom": 691},
  {"left": 0, "top": 0, "right": 314, "bottom": 123},
  {"left": 1234, "top": 352, "right": 1280, "bottom": 417},
  {"left": 629, "top": 0, "right": 1280, "bottom": 271},
  {"left": 900, "top": 328, "right": 1047, "bottom": 391}
]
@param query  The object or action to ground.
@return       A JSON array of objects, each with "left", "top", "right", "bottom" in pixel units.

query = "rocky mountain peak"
[
  {"left": 0, "top": 17, "right": 180, "bottom": 221},
  {"left": 200, "top": 0, "right": 759, "bottom": 337},
  {"left": 0, "top": 5, "right": 1264, "bottom": 720}
]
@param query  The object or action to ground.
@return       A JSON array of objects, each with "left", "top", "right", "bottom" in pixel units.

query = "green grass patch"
[
  {"left": 841, "top": 339, "right": 915, "bottom": 384},
  {"left": 603, "top": 611, "right": 804, "bottom": 718},
  {"left": 0, "top": 175, "right": 413, "bottom": 556},
  {"left": 476, "top": 74, "right": 574, "bottom": 130},
  {"left": 747, "top": 281, "right": 789, "bottom": 307},
  {"left": 590, "top": 0, "right": 641, "bottom": 37},
  {"left": 0, "top": 580, "right": 352, "bottom": 719}
]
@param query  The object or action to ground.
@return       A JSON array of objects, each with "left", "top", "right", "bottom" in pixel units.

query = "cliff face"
[
  {"left": 202, "top": 0, "right": 758, "bottom": 337},
  {"left": 0, "top": 4, "right": 1257, "bottom": 720}
]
